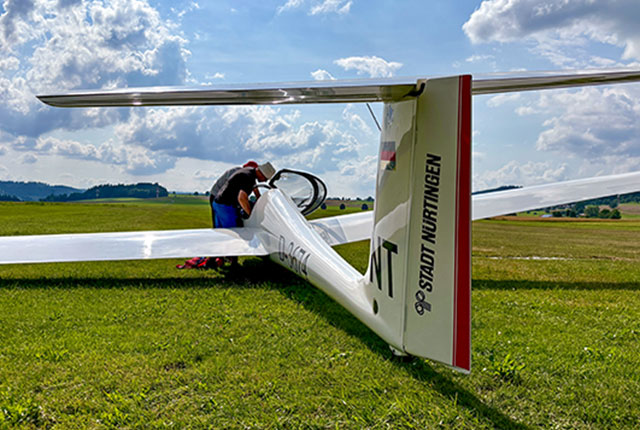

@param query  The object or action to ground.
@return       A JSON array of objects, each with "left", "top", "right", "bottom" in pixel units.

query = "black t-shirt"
[
  {"left": 214, "top": 167, "right": 257, "bottom": 206},
  {"left": 209, "top": 167, "right": 240, "bottom": 205}
]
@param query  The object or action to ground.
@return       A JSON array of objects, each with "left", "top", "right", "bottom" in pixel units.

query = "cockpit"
[{"left": 265, "top": 169, "right": 327, "bottom": 215}]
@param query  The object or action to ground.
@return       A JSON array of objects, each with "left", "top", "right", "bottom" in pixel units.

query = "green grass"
[{"left": 1, "top": 199, "right": 639, "bottom": 428}]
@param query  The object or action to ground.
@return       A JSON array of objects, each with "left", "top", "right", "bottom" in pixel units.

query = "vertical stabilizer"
[{"left": 366, "top": 75, "right": 472, "bottom": 372}]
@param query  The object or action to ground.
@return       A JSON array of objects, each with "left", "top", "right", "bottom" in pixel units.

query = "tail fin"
[{"left": 366, "top": 75, "right": 472, "bottom": 372}]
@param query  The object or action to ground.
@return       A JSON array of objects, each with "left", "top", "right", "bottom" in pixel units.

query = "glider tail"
[{"left": 366, "top": 75, "right": 472, "bottom": 372}]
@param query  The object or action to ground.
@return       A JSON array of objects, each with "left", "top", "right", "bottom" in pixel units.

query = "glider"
[{"left": 3, "top": 70, "right": 640, "bottom": 373}]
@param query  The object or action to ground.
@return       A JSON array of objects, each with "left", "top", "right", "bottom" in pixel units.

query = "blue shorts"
[{"left": 212, "top": 201, "right": 241, "bottom": 228}]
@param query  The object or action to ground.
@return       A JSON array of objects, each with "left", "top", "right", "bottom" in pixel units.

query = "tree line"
[{"left": 41, "top": 183, "right": 168, "bottom": 202}]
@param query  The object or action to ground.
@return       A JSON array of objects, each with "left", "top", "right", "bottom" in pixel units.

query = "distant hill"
[
  {"left": 42, "top": 183, "right": 168, "bottom": 202},
  {"left": 0, "top": 181, "right": 83, "bottom": 201},
  {"left": 0, "top": 193, "right": 21, "bottom": 202}
]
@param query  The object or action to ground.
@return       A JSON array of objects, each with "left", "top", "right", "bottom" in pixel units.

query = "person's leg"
[
  {"left": 212, "top": 202, "right": 241, "bottom": 268},
  {"left": 212, "top": 202, "right": 241, "bottom": 228},
  {"left": 210, "top": 195, "right": 216, "bottom": 228}
]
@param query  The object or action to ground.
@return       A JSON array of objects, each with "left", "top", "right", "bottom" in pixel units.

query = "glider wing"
[
  {"left": 0, "top": 212, "right": 375, "bottom": 265},
  {"left": 473, "top": 171, "right": 640, "bottom": 220},
  {"left": 38, "top": 70, "right": 640, "bottom": 107},
  {"left": 0, "top": 227, "right": 268, "bottom": 265}
]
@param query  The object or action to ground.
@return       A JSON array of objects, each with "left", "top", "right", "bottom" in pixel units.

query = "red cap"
[{"left": 243, "top": 161, "right": 258, "bottom": 168}]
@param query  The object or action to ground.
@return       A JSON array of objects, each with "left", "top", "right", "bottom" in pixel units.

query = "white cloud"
[
  {"left": 311, "top": 69, "right": 335, "bottom": 80},
  {"left": 518, "top": 87, "right": 640, "bottom": 160},
  {"left": 171, "top": 1, "right": 200, "bottom": 19},
  {"left": 486, "top": 93, "right": 520, "bottom": 108},
  {"left": 277, "top": 0, "right": 351, "bottom": 16},
  {"left": 21, "top": 153, "right": 38, "bottom": 164},
  {"left": 489, "top": 86, "right": 640, "bottom": 185},
  {"left": 339, "top": 154, "right": 376, "bottom": 182},
  {"left": 463, "top": 0, "right": 640, "bottom": 64},
  {"left": 112, "top": 105, "right": 361, "bottom": 174},
  {"left": 466, "top": 54, "right": 494, "bottom": 63},
  {"left": 0, "top": 0, "right": 189, "bottom": 140},
  {"left": 205, "top": 72, "right": 225, "bottom": 80},
  {"left": 310, "top": 0, "right": 352, "bottom": 15},
  {"left": 9, "top": 136, "right": 176, "bottom": 175},
  {"left": 342, "top": 104, "right": 373, "bottom": 135},
  {"left": 0, "top": 0, "right": 193, "bottom": 178},
  {"left": 473, "top": 151, "right": 486, "bottom": 160},
  {"left": 277, "top": 0, "right": 304, "bottom": 14},
  {"left": 474, "top": 160, "right": 570, "bottom": 190},
  {"left": 0, "top": 56, "right": 20, "bottom": 71},
  {"left": 334, "top": 56, "right": 402, "bottom": 78}
]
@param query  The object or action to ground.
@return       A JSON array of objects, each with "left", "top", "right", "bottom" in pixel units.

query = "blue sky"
[{"left": 1, "top": 0, "right": 640, "bottom": 197}]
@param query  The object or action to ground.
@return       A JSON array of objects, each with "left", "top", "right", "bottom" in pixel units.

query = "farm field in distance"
[{"left": 1, "top": 197, "right": 639, "bottom": 429}]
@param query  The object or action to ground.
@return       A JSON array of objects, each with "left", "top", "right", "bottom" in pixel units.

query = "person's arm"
[
  {"left": 253, "top": 187, "right": 261, "bottom": 199},
  {"left": 238, "top": 190, "right": 252, "bottom": 216}
]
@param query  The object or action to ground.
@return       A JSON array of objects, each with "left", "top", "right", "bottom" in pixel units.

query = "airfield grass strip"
[{"left": 0, "top": 198, "right": 639, "bottom": 429}]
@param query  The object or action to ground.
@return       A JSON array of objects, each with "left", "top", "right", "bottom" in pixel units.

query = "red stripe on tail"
[{"left": 453, "top": 75, "right": 472, "bottom": 371}]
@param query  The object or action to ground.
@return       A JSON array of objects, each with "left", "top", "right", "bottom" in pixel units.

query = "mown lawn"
[{"left": 1, "top": 198, "right": 639, "bottom": 429}]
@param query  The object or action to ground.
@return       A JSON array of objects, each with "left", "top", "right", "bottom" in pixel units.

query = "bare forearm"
[{"left": 238, "top": 190, "right": 251, "bottom": 215}]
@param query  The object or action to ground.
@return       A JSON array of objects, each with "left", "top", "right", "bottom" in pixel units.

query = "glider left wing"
[
  {"left": 0, "top": 214, "right": 372, "bottom": 265},
  {"left": 0, "top": 227, "right": 269, "bottom": 265}
]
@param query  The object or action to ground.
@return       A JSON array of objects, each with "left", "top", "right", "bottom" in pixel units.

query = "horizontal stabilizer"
[
  {"left": 310, "top": 211, "right": 372, "bottom": 245},
  {"left": 38, "top": 70, "right": 640, "bottom": 107}
]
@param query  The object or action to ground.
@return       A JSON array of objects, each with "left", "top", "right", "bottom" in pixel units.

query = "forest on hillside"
[{"left": 41, "top": 183, "right": 168, "bottom": 202}]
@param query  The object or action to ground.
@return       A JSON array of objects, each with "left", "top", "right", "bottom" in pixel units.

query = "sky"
[{"left": 1, "top": 0, "right": 640, "bottom": 197}]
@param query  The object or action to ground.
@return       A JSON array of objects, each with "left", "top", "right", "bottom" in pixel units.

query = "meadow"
[{"left": 1, "top": 198, "right": 639, "bottom": 429}]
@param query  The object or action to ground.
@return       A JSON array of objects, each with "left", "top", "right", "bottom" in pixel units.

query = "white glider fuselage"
[{"left": 247, "top": 189, "right": 391, "bottom": 346}]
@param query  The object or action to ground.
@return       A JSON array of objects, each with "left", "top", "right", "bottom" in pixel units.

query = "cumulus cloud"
[
  {"left": 310, "top": 0, "right": 352, "bottom": 15},
  {"left": 531, "top": 87, "right": 640, "bottom": 158},
  {"left": 463, "top": 0, "right": 640, "bottom": 63},
  {"left": 339, "top": 154, "right": 376, "bottom": 182},
  {"left": 8, "top": 135, "right": 176, "bottom": 175},
  {"left": 0, "top": 0, "right": 196, "bottom": 179},
  {"left": 342, "top": 104, "right": 373, "bottom": 135},
  {"left": 488, "top": 86, "right": 640, "bottom": 185},
  {"left": 112, "top": 105, "right": 360, "bottom": 174},
  {"left": 311, "top": 69, "right": 335, "bottom": 80},
  {"left": 466, "top": 54, "right": 495, "bottom": 63},
  {"left": 486, "top": 93, "right": 521, "bottom": 108},
  {"left": 474, "top": 160, "right": 571, "bottom": 190},
  {"left": 205, "top": 72, "right": 225, "bottom": 80},
  {"left": 21, "top": 153, "right": 38, "bottom": 164},
  {"left": 5, "top": 136, "right": 175, "bottom": 175},
  {"left": 0, "top": 0, "right": 189, "bottom": 140},
  {"left": 334, "top": 56, "right": 402, "bottom": 78},
  {"left": 277, "top": 0, "right": 351, "bottom": 15},
  {"left": 277, "top": 0, "right": 304, "bottom": 14}
]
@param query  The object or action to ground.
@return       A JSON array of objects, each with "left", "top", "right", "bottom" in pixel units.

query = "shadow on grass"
[
  {"left": 0, "top": 258, "right": 530, "bottom": 429},
  {"left": 243, "top": 261, "right": 531, "bottom": 430},
  {"left": 473, "top": 279, "right": 640, "bottom": 291},
  {"left": 0, "top": 257, "right": 289, "bottom": 290}
]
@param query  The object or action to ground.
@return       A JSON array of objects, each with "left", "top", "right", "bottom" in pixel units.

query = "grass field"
[{"left": 1, "top": 198, "right": 639, "bottom": 429}]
